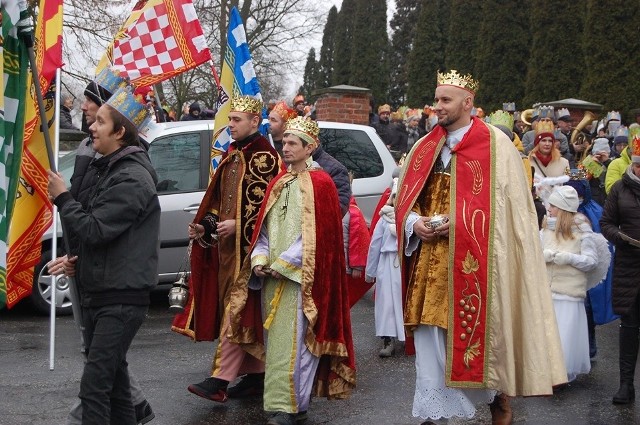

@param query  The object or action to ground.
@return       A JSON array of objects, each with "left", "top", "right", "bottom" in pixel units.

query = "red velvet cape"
[
  {"left": 171, "top": 134, "right": 280, "bottom": 341},
  {"left": 229, "top": 167, "right": 356, "bottom": 398}
]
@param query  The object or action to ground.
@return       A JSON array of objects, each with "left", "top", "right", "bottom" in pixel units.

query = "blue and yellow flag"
[{"left": 209, "top": 7, "right": 262, "bottom": 178}]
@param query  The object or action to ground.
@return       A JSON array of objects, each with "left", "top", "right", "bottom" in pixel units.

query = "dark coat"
[
  {"left": 60, "top": 106, "right": 77, "bottom": 130},
  {"left": 312, "top": 144, "right": 351, "bottom": 216},
  {"left": 600, "top": 170, "right": 640, "bottom": 316},
  {"left": 54, "top": 147, "right": 160, "bottom": 307}
]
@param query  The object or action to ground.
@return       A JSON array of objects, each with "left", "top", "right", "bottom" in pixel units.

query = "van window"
[
  {"left": 319, "top": 129, "right": 384, "bottom": 179},
  {"left": 149, "top": 132, "right": 201, "bottom": 193}
]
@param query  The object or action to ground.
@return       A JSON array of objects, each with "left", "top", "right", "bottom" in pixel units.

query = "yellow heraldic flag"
[{"left": 6, "top": 0, "right": 62, "bottom": 308}]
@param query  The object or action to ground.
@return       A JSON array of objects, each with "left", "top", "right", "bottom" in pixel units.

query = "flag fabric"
[
  {"left": 5, "top": 0, "right": 62, "bottom": 309},
  {"left": 0, "top": 0, "right": 30, "bottom": 308},
  {"left": 108, "top": 0, "right": 211, "bottom": 87},
  {"left": 210, "top": 7, "right": 262, "bottom": 176}
]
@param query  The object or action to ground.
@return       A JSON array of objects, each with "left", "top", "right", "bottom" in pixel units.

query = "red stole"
[{"left": 396, "top": 117, "right": 494, "bottom": 386}]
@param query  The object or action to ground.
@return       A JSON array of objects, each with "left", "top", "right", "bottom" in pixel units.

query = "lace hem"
[{"left": 412, "top": 386, "right": 496, "bottom": 420}]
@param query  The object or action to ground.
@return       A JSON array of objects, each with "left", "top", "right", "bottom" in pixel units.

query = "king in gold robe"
[{"left": 396, "top": 116, "right": 567, "bottom": 399}]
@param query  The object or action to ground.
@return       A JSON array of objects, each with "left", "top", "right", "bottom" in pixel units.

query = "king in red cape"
[{"left": 226, "top": 117, "right": 355, "bottom": 422}]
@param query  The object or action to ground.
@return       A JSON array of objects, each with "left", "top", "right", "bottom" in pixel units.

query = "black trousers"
[{"left": 80, "top": 304, "right": 147, "bottom": 425}]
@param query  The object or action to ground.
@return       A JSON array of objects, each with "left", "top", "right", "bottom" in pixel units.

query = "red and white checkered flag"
[{"left": 111, "top": 0, "right": 211, "bottom": 87}]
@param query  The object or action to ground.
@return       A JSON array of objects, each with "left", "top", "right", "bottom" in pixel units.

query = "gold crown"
[
  {"left": 284, "top": 116, "right": 320, "bottom": 146},
  {"left": 230, "top": 95, "right": 263, "bottom": 115},
  {"left": 565, "top": 168, "right": 587, "bottom": 180},
  {"left": 535, "top": 120, "right": 555, "bottom": 136},
  {"left": 271, "top": 101, "right": 297, "bottom": 121},
  {"left": 437, "top": 69, "right": 479, "bottom": 94}
]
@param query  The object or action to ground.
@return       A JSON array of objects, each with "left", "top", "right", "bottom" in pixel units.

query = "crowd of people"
[{"left": 45, "top": 66, "right": 640, "bottom": 425}]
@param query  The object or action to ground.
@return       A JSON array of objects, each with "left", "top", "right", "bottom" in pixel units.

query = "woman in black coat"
[{"left": 600, "top": 161, "right": 640, "bottom": 405}]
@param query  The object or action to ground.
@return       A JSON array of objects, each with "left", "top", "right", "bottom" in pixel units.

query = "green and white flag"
[{"left": 0, "top": 0, "right": 29, "bottom": 309}]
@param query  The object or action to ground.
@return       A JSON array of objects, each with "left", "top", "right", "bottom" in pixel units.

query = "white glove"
[
  {"left": 543, "top": 249, "right": 556, "bottom": 263},
  {"left": 553, "top": 251, "right": 574, "bottom": 266}
]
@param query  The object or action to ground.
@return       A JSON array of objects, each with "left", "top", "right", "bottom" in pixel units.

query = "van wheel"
[{"left": 30, "top": 252, "right": 74, "bottom": 316}]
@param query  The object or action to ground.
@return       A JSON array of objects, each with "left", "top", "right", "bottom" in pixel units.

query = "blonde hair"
[
  {"left": 553, "top": 209, "right": 576, "bottom": 240},
  {"left": 530, "top": 144, "right": 561, "bottom": 161}
]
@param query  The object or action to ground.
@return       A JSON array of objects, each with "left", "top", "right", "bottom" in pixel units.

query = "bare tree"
[{"left": 61, "top": 0, "right": 325, "bottom": 114}]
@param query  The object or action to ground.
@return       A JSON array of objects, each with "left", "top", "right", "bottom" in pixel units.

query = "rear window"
[
  {"left": 149, "top": 132, "right": 201, "bottom": 193},
  {"left": 319, "top": 128, "right": 384, "bottom": 179}
]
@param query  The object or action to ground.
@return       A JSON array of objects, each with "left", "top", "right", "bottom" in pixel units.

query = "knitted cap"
[
  {"left": 548, "top": 186, "right": 579, "bottom": 213},
  {"left": 592, "top": 137, "right": 610, "bottom": 154}
]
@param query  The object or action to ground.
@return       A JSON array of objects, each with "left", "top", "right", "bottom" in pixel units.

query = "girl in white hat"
[{"left": 541, "top": 185, "right": 601, "bottom": 383}]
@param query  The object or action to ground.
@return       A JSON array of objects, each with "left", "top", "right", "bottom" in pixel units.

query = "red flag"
[
  {"left": 110, "top": 0, "right": 212, "bottom": 87},
  {"left": 35, "top": 0, "right": 63, "bottom": 89}
]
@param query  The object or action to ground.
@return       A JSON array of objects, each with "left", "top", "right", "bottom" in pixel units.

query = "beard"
[{"left": 437, "top": 109, "right": 462, "bottom": 128}]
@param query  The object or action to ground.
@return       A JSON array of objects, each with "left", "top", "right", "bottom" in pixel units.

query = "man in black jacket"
[
  {"left": 48, "top": 70, "right": 155, "bottom": 425},
  {"left": 48, "top": 87, "right": 160, "bottom": 424}
]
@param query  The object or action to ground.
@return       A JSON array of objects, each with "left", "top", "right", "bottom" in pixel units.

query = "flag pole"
[
  {"left": 20, "top": 27, "right": 56, "bottom": 173},
  {"left": 210, "top": 61, "right": 220, "bottom": 87},
  {"left": 48, "top": 68, "right": 62, "bottom": 370}
]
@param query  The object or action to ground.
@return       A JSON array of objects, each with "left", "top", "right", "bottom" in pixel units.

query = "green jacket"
[{"left": 605, "top": 146, "right": 631, "bottom": 194}]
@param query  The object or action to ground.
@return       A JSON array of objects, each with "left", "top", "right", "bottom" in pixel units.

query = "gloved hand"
[
  {"left": 553, "top": 251, "right": 574, "bottom": 266},
  {"left": 543, "top": 249, "right": 556, "bottom": 263}
]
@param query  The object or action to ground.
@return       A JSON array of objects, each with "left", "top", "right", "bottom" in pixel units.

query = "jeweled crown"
[
  {"left": 488, "top": 110, "right": 514, "bottom": 130},
  {"left": 565, "top": 168, "right": 587, "bottom": 180},
  {"left": 436, "top": 69, "right": 479, "bottom": 94},
  {"left": 106, "top": 87, "right": 151, "bottom": 130},
  {"left": 284, "top": 116, "right": 320, "bottom": 146},
  {"left": 271, "top": 101, "right": 297, "bottom": 121},
  {"left": 230, "top": 95, "right": 263, "bottom": 115}
]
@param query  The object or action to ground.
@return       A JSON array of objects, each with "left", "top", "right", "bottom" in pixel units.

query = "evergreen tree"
[
  {"left": 388, "top": 0, "right": 422, "bottom": 108},
  {"left": 316, "top": 6, "right": 338, "bottom": 90},
  {"left": 406, "top": 0, "right": 449, "bottom": 107},
  {"left": 522, "top": 0, "right": 585, "bottom": 108},
  {"left": 474, "top": 0, "right": 531, "bottom": 112},
  {"left": 581, "top": 0, "right": 640, "bottom": 115},
  {"left": 444, "top": 0, "right": 481, "bottom": 76},
  {"left": 332, "top": 0, "right": 358, "bottom": 86},
  {"left": 301, "top": 48, "right": 319, "bottom": 101},
  {"left": 349, "top": 0, "right": 389, "bottom": 104}
]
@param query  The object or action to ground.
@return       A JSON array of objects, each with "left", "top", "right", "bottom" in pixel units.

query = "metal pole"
[
  {"left": 49, "top": 68, "right": 62, "bottom": 370},
  {"left": 21, "top": 29, "right": 56, "bottom": 173}
]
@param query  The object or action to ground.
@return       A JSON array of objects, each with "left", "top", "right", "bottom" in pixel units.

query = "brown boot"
[{"left": 489, "top": 393, "right": 512, "bottom": 425}]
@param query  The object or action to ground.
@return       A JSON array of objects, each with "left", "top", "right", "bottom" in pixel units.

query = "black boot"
[{"left": 613, "top": 325, "right": 639, "bottom": 404}]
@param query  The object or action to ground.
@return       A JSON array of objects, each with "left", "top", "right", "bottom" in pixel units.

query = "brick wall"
[{"left": 314, "top": 85, "right": 370, "bottom": 125}]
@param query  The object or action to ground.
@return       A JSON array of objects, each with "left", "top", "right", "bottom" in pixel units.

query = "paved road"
[{"left": 1, "top": 289, "right": 638, "bottom": 425}]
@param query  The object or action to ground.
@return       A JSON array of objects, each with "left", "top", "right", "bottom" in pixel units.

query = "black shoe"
[
  {"left": 296, "top": 410, "right": 308, "bottom": 423},
  {"left": 134, "top": 399, "right": 155, "bottom": 424},
  {"left": 266, "top": 412, "right": 296, "bottom": 425},
  {"left": 613, "top": 383, "right": 635, "bottom": 404},
  {"left": 227, "top": 373, "right": 265, "bottom": 398},
  {"left": 187, "top": 377, "right": 229, "bottom": 402}
]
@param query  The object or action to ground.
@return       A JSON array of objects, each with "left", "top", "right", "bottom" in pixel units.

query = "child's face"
[{"left": 548, "top": 205, "right": 559, "bottom": 217}]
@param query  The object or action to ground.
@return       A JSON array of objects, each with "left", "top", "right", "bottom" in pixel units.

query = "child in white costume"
[
  {"left": 365, "top": 180, "right": 405, "bottom": 357},
  {"left": 542, "top": 185, "right": 602, "bottom": 382}
]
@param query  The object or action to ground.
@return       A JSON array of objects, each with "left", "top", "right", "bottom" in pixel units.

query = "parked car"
[{"left": 30, "top": 120, "right": 397, "bottom": 314}]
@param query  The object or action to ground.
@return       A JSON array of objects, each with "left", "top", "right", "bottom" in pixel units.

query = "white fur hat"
[{"left": 548, "top": 186, "right": 579, "bottom": 213}]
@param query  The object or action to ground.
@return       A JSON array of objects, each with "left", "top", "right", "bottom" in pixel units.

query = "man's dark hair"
[{"left": 104, "top": 105, "right": 140, "bottom": 147}]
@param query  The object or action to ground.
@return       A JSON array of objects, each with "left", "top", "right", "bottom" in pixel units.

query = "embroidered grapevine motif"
[
  {"left": 243, "top": 151, "right": 278, "bottom": 243},
  {"left": 459, "top": 250, "right": 482, "bottom": 368}
]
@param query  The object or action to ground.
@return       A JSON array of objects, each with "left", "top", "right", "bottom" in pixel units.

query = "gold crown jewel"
[
  {"left": 565, "top": 168, "right": 587, "bottom": 180},
  {"left": 231, "top": 95, "right": 263, "bottom": 115},
  {"left": 436, "top": 69, "right": 479, "bottom": 94},
  {"left": 284, "top": 116, "right": 320, "bottom": 146}
]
